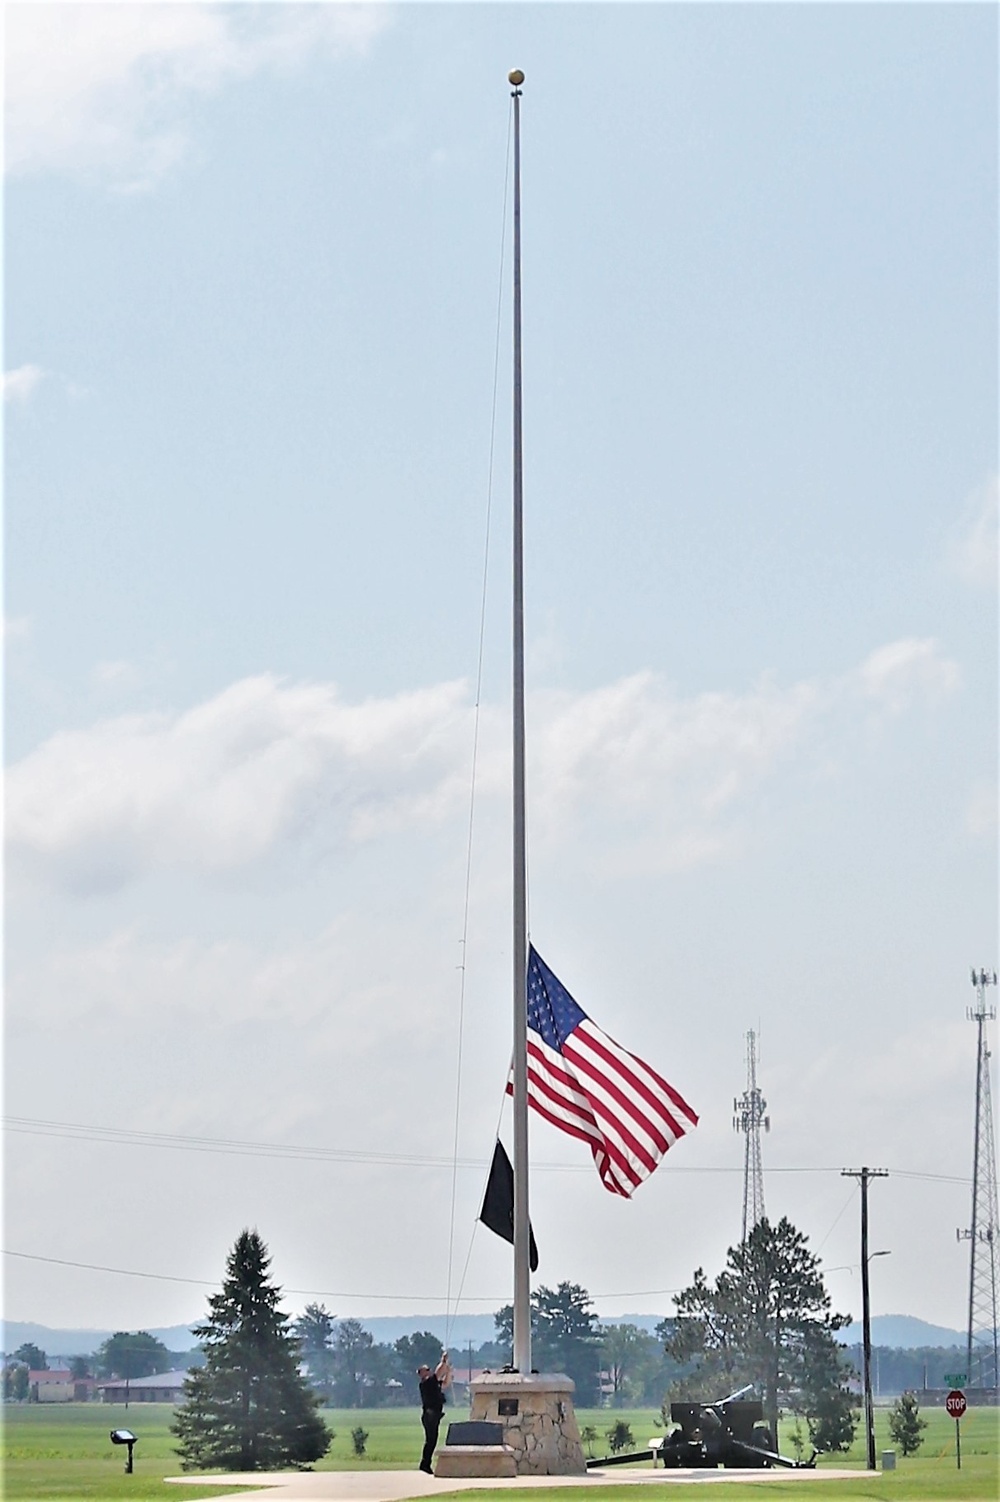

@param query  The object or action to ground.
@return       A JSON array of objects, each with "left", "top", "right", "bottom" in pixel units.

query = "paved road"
[{"left": 165, "top": 1467, "right": 873, "bottom": 1500}]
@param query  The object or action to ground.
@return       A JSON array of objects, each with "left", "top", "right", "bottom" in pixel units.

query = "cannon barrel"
[
  {"left": 710, "top": 1383, "right": 755, "bottom": 1407},
  {"left": 728, "top": 1436, "right": 817, "bottom": 1470}
]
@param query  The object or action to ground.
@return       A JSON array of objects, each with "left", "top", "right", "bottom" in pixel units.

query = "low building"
[
  {"left": 29, "top": 1369, "right": 75, "bottom": 1402},
  {"left": 98, "top": 1369, "right": 189, "bottom": 1404}
]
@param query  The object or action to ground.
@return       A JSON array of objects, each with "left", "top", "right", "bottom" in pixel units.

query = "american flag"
[{"left": 508, "top": 946, "right": 698, "bottom": 1197}]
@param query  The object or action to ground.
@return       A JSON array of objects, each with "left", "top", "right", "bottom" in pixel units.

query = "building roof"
[{"left": 98, "top": 1369, "right": 189, "bottom": 1390}]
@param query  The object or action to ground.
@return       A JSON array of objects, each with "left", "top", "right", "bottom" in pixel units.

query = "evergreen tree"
[
  {"left": 666, "top": 1217, "right": 857, "bottom": 1448},
  {"left": 495, "top": 1283, "right": 601, "bottom": 1403},
  {"left": 172, "top": 1229, "right": 329, "bottom": 1471},
  {"left": 887, "top": 1390, "right": 927, "bottom": 1457},
  {"left": 534, "top": 1282, "right": 601, "bottom": 1402},
  {"left": 800, "top": 1318, "right": 857, "bottom": 1453}
]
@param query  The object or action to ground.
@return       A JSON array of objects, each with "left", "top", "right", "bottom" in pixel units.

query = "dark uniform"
[{"left": 419, "top": 1371, "right": 445, "bottom": 1472}]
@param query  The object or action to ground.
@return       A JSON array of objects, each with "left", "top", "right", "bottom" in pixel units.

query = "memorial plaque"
[
  {"left": 446, "top": 1422, "right": 505, "bottom": 1447},
  {"left": 498, "top": 1397, "right": 519, "bottom": 1417}
]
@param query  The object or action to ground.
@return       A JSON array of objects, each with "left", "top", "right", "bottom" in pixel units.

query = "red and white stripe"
[{"left": 509, "top": 1020, "right": 698, "bottom": 1197}]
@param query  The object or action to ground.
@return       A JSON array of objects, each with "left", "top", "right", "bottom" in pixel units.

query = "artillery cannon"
[
  {"left": 585, "top": 1386, "right": 815, "bottom": 1471},
  {"left": 659, "top": 1386, "right": 815, "bottom": 1469}
]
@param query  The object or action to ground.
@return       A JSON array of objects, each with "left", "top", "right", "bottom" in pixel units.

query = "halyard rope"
[{"left": 444, "top": 102, "right": 514, "bottom": 1352}]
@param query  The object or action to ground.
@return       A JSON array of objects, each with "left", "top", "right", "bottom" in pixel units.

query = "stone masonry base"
[{"left": 452, "top": 1372, "right": 586, "bottom": 1477}]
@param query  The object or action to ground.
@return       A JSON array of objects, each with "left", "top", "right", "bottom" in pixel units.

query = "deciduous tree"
[
  {"left": 333, "top": 1319, "right": 376, "bottom": 1407},
  {"left": 599, "top": 1323, "right": 661, "bottom": 1407},
  {"left": 293, "top": 1303, "right": 336, "bottom": 1400},
  {"left": 96, "top": 1332, "right": 170, "bottom": 1380},
  {"left": 394, "top": 1332, "right": 445, "bottom": 1401},
  {"left": 172, "top": 1229, "right": 329, "bottom": 1471},
  {"left": 4, "top": 1365, "right": 30, "bottom": 1400},
  {"left": 13, "top": 1343, "right": 47, "bottom": 1371}
]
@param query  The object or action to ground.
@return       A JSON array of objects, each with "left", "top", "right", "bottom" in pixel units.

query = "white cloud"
[
  {"left": 3, "top": 364, "right": 45, "bottom": 401},
  {"left": 6, "top": 674, "right": 469, "bottom": 891},
  {"left": 5, "top": 3, "right": 388, "bottom": 188},
  {"left": 948, "top": 476, "right": 999, "bottom": 590},
  {"left": 6, "top": 638, "right": 961, "bottom": 895},
  {"left": 10, "top": 914, "right": 420, "bottom": 1038},
  {"left": 857, "top": 637, "right": 960, "bottom": 713},
  {"left": 3, "top": 615, "right": 32, "bottom": 641}
]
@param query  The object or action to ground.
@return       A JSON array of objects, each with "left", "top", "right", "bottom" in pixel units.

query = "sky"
[{"left": 3, "top": 1, "right": 997, "bottom": 1344}]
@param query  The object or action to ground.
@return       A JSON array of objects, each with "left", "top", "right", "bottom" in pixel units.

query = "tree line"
[{"left": 2, "top": 1217, "right": 921, "bottom": 1470}]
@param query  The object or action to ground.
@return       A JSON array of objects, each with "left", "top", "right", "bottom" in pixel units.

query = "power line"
[
  {"left": 1, "top": 1248, "right": 685, "bottom": 1305},
  {"left": 2, "top": 1116, "right": 970, "bottom": 1184}
]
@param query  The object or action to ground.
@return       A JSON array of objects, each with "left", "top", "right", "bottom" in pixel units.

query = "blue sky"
[{"left": 4, "top": 2, "right": 997, "bottom": 1339}]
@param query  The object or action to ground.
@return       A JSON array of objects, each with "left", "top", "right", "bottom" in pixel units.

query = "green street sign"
[{"left": 943, "top": 1373, "right": 967, "bottom": 1387}]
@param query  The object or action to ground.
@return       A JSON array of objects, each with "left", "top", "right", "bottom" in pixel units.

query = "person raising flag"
[{"left": 416, "top": 1351, "right": 451, "bottom": 1474}]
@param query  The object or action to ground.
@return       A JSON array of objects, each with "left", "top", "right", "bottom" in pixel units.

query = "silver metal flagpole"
[{"left": 508, "top": 66, "right": 531, "bottom": 1378}]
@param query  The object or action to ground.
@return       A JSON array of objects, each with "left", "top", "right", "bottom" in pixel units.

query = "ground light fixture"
[{"left": 110, "top": 1429, "right": 137, "bottom": 1474}]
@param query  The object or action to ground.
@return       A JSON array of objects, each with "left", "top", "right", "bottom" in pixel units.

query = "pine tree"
[
  {"left": 887, "top": 1390, "right": 927, "bottom": 1457},
  {"left": 666, "top": 1217, "right": 857, "bottom": 1448},
  {"left": 172, "top": 1229, "right": 330, "bottom": 1471}
]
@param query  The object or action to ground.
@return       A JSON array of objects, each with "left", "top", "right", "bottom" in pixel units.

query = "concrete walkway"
[{"left": 165, "top": 1467, "right": 874, "bottom": 1500}]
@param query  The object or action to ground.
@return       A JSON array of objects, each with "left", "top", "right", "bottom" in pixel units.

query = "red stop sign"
[{"left": 946, "top": 1390, "right": 967, "bottom": 1419}]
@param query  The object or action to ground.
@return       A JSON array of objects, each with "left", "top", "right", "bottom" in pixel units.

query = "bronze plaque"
[{"left": 497, "top": 1397, "right": 519, "bottom": 1417}]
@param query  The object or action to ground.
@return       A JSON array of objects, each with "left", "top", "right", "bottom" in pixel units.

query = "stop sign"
[{"left": 946, "top": 1390, "right": 967, "bottom": 1419}]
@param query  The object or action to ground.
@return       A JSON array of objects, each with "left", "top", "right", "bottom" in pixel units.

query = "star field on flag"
[{"left": 507, "top": 946, "right": 698, "bottom": 1197}]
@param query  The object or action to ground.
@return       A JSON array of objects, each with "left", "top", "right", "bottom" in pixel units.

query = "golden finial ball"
[{"left": 508, "top": 69, "right": 525, "bottom": 86}]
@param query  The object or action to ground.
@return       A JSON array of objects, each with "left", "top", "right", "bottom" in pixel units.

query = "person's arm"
[{"left": 435, "top": 1353, "right": 452, "bottom": 1386}]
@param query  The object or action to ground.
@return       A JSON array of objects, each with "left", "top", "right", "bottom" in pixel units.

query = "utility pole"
[
  {"left": 957, "top": 968, "right": 998, "bottom": 1390},
  {"left": 733, "top": 1029, "right": 769, "bottom": 1241},
  {"left": 842, "top": 1167, "right": 889, "bottom": 1471}
]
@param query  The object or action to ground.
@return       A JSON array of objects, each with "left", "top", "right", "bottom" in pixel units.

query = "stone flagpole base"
[{"left": 436, "top": 1372, "right": 585, "bottom": 1477}]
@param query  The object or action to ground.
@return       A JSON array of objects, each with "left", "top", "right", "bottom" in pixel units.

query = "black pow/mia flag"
[{"left": 479, "top": 1140, "right": 539, "bottom": 1271}]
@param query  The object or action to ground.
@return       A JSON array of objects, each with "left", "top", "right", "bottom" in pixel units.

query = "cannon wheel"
[{"left": 751, "top": 1425, "right": 775, "bottom": 1451}]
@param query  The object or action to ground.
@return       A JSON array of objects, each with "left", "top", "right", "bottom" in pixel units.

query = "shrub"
[
  {"left": 606, "top": 1419, "right": 634, "bottom": 1454},
  {"left": 887, "top": 1391, "right": 927, "bottom": 1457}
]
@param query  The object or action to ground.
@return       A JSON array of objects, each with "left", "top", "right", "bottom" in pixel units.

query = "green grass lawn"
[
  {"left": 1, "top": 1402, "right": 258, "bottom": 1500},
  {"left": 493, "top": 1404, "right": 999, "bottom": 1502},
  {"left": 2, "top": 1400, "right": 997, "bottom": 1502}
]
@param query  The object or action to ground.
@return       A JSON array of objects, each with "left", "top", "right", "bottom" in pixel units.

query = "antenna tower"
[
  {"left": 733, "top": 1028, "right": 769, "bottom": 1242},
  {"left": 957, "top": 968, "right": 999, "bottom": 1389}
]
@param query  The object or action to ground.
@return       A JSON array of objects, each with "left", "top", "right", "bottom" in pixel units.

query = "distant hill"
[
  {"left": 3, "top": 1310, "right": 964, "bottom": 1359},
  {"left": 1, "top": 1321, "right": 201, "bottom": 1358},
  {"left": 839, "top": 1315, "right": 964, "bottom": 1349}
]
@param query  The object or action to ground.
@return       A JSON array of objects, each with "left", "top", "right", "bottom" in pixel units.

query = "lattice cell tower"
[
  {"left": 733, "top": 1028, "right": 770, "bottom": 1242},
  {"left": 957, "top": 967, "right": 999, "bottom": 1390}
]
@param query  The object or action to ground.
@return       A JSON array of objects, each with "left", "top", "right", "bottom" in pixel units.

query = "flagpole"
[{"left": 509, "top": 66, "right": 531, "bottom": 1378}]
